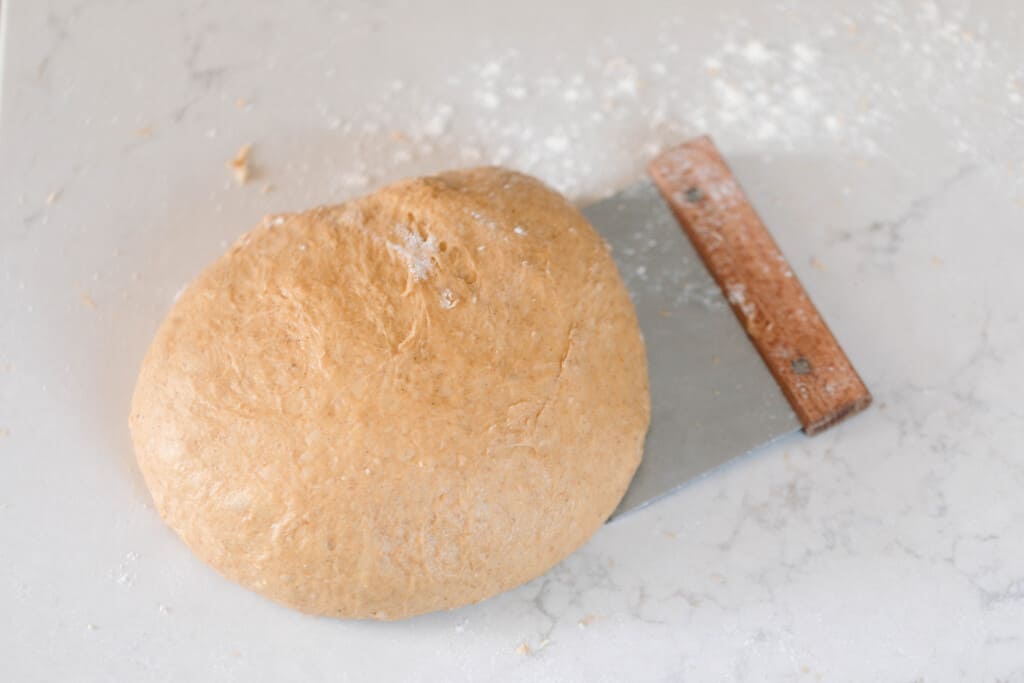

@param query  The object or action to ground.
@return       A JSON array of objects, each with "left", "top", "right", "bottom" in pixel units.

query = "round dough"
[{"left": 130, "top": 167, "right": 650, "bottom": 619}]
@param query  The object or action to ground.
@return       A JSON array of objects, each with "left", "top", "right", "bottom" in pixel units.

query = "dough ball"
[{"left": 130, "top": 167, "right": 650, "bottom": 619}]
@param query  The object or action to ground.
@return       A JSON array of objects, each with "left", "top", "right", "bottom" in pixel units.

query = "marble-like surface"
[{"left": 2, "top": 1, "right": 1024, "bottom": 680}]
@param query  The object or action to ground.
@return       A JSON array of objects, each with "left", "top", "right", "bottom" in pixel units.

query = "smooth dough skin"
[{"left": 130, "top": 167, "right": 650, "bottom": 620}]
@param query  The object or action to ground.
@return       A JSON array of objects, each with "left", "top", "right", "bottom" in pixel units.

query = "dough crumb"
[
  {"left": 228, "top": 143, "right": 253, "bottom": 185},
  {"left": 515, "top": 642, "right": 532, "bottom": 656},
  {"left": 46, "top": 190, "right": 60, "bottom": 204},
  {"left": 578, "top": 614, "right": 602, "bottom": 628},
  {"left": 79, "top": 292, "right": 97, "bottom": 310}
]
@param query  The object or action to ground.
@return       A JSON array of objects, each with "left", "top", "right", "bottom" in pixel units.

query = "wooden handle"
[{"left": 648, "top": 136, "right": 871, "bottom": 435}]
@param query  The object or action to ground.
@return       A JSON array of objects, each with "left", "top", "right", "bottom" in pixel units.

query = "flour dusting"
[
  {"left": 387, "top": 226, "right": 439, "bottom": 281},
  {"left": 727, "top": 283, "right": 756, "bottom": 318}
]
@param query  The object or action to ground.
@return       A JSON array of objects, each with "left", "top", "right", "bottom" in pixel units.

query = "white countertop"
[{"left": 2, "top": 1, "right": 1023, "bottom": 680}]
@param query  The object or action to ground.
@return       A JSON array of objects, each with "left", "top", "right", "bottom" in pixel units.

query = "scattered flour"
[
  {"left": 544, "top": 135, "right": 569, "bottom": 153},
  {"left": 109, "top": 551, "right": 139, "bottom": 588},
  {"left": 339, "top": 172, "right": 370, "bottom": 188},
  {"left": 304, "top": 1, "right": 1020, "bottom": 204},
  {"left": 422, "top": 105, "right": 454, "bottom": 138},
  {"left": 739, "top": 40, "right": 772, "bottom": 64}
]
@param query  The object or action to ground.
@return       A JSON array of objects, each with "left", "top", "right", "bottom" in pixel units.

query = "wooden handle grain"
[{"left": 648, "top": 136, "right": 871, "bottom": 435}]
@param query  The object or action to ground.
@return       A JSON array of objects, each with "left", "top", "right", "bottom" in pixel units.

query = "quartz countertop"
[{"left": 2, "top": 1, "right": 1023, "bottom": 680}]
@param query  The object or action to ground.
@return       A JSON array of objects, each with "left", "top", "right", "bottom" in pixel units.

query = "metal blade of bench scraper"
[{"left": 583, "top": 181, "right": 801, "bottom": 519}]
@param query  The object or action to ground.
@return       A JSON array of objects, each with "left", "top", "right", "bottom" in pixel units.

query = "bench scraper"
[{"left": 591, "top": 136, "right": 872, "bottom": 519}]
